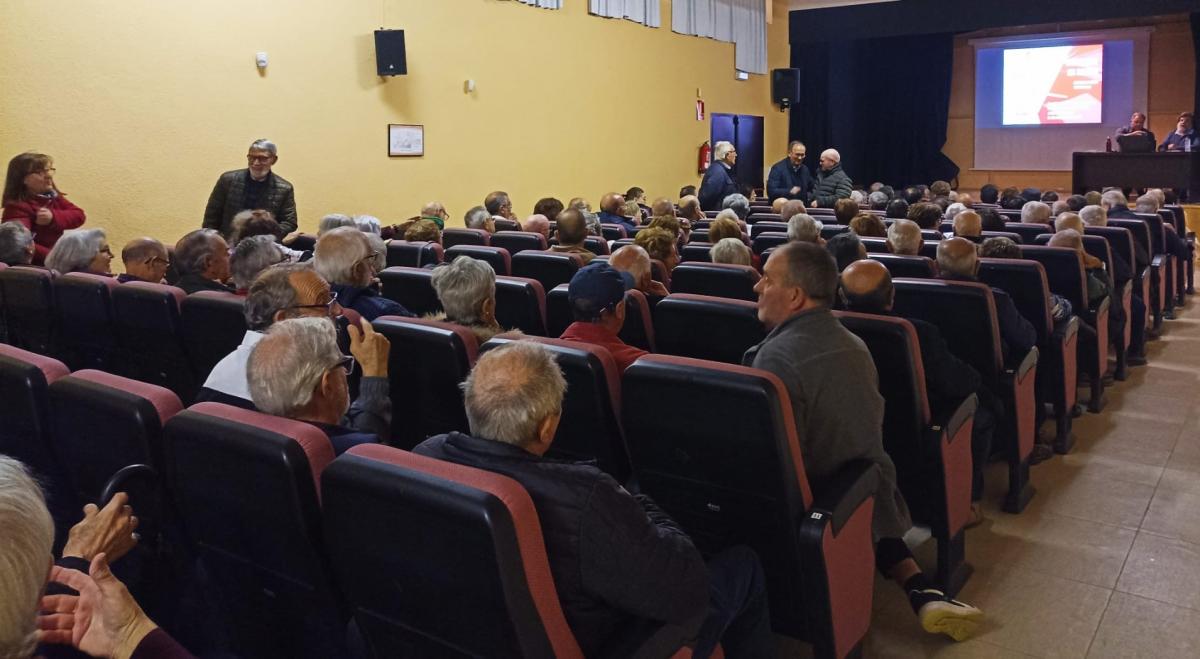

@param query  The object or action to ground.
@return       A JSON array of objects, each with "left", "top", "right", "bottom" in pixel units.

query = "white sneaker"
[{"left": 916, "top": 591, "right": 983, "bottom": 641}]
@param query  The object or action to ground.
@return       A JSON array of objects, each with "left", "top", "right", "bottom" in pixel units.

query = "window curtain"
[
  {"left": 514, "top": 0, "right": 562, "bottom": 9},
  {"left": 589, "top": 0, "right": 662, "bottom": 28},
  {"left": 672, "top": 0, "right": 767, "bottom": 74}
]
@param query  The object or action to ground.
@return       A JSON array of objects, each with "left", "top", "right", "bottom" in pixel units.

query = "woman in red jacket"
[{"left": 2, "top": 152, "right": 86, "bottom": 265}]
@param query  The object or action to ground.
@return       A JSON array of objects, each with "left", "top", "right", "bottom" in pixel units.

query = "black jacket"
[
  {"left": 698, "top": 162, "right": 738, "bottom": 211},
  {"left": 766, "top": 158, "right": 814, "bottom": 202},
  {"left": 413, "top": 432, "right": 708, "bottom": 656},
  {"left": 175, "top": 273, "right": 235, "bottom": 295},
  {"left": 203, "top": 169, "right": 298, "bottom": 237},
  {"left": 907, "top": 316, "right": 982, "bottom": 414},
  {"left": 812, "top": 164, "right": 853, "bottom": 208},
  {"left": 938, "top": 273, "right": 1038, "bottom": 363}
]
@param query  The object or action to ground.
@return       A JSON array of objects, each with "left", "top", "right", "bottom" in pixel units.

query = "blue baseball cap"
[{"left": 568, "top": 262, "right": 634, "bottom": 319}]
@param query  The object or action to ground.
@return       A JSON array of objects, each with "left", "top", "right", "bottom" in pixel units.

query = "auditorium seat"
[
  {"left": 492, "top": 218, "right": 521, "bottom": 232},
  {"left": 1004, "top": 222, "right": 1052, "bottom": 244},
  {"left": 180, "top": 291, "right": 247, "bottom": 382},
  {"left": 978, "top": 258, "right": 1079, "bottom": 452},
  {"left": 689, "top": 229, "right": 711, "bottom": 243},
  {"left": 600, "top": 223, "right": 628, "bottom": 240},
  {"left": 1109, "top": 218, "right": 1167, "bottom": 330},
  {"left": 752, "top": 232, "right": 790, "bottom": 255},
  {"left": 868, "top": 254, "right": 937, "bottom": 279},
  {"left": 321, "top": 445, "right": 700, "bottom": 658},
  {"left": 164, "top": 402, "right": 346, "bottom": 659},
  {"left": 1086, "top": 226, "right": 1143, "bottom": 360},
  {"left": 980, "top": 230, "right": 1023, "bottom": 244},
  {"left": 861, "top": 237, "right": 889, "bottom": 253},
  {"left": 583, "top": 235, "right": 610, "bottom": 256},
  {"left": 1136, "top": 211, "right": 1176, "bottom": 316},
  {"left": 809, "top": 207, "right": 835, "bottom": 217},
  {"left": 836, "top": 311, "right": 977, "bottom": 595},
  {"left": 680, "top": 242, "right": 714, "bottom": 263},
  {"left": 371, "top": 316, "right": 477, "bottom": 449},
  {"left": 611, "top": 238, "right": 636, "bottom": 252},
  {"left": 385, "top": 240, "right": 443, "bottom": 268},
  {"left": 0, "top": 265, "right": 55, "bottom": 355},
  {"left": 892, "top": 278, "right": 1039, "bottom": 513},
  {"left": 445, "top": 244, "right": 513, "bottom": 276},
  {"left": 920, "top": 229, "right": 944, "bottom": 242},
  {"left": 750, "top": 221, "right": 789, "bottom": 237},
  {"left": 482, "top": 335, "right": 632, "bottom": 481},
  {"left": 378, "top": 266, "right": 441, "bottom": 316},
  {"left": 489, "top": 230, "right": 548, "bottom": 256},
  {"left": 668, "top": 262, "right": 760, "bottom": 301},
  {"left": 653, "top": 294, "right": 764, "bottom": 364},
  {"left": 52, "top": 272, "right": 119, "bottom": 371},
  {"left": 704, "top": 210, "right": 720, "bottom": 218},
  {"left": 544, "top": 285, "right": 657, "bottom": 351},
  {"left": 111, "top": 282, "right": 198, "bottom": 404},
  {"left": 747, "top": 212, "right": 783, "bottom": 223},
  {"left": 287, "top": 233, "right": 317, "bottom": 252},
  {"left": 622, "top": 355, "right": 878, "bottom": 656},
  {"left": 442, "top": 227, "right": 491, "bottom": 249},
  {"left": 511, "top": 250, "right": 584, "bottom": 293},
  {"left": 0, "top": 344, "right": 70, "bottom": 519},
  {"left": 495, "top": 275, "right": 547, "bottom": 336},
  {"left": 820, "top": 225, "right": 850, "bottom": 240}
]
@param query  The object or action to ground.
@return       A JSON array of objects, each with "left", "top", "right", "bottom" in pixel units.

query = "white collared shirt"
[{"left": 201, "top": 330, "right": 263, "bottom": 400}]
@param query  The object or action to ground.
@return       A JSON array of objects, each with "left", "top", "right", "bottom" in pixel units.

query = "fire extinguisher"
[{"left": 698, "top": 141, "right": 712, "bottom": 175}]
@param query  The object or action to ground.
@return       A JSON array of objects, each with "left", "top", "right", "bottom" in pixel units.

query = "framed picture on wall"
[{"left": 388, "top": 124, "right": 424, "bottom": 157}]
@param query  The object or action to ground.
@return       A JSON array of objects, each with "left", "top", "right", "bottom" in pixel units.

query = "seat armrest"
[
  {"left": 933, "top": 394, "right": 977, "bottom": 446},
  {"left": 100, "top": 463, "right": 158, "bottom": 506},
  {"left": 1053, "top": 315, "right": 1080, "bottom": 343},
  {"left": 1152, "top": 254, "right": 1167, "bottom": 269},
  {"left": 807, "top": 459, "right": 879, "bottom": 536},
  {"left": 600, "top": 611, "right": 705, "bottom": 659},
  {"left": 1006, "top": 346, "right": 1039, "bottom": 379}
]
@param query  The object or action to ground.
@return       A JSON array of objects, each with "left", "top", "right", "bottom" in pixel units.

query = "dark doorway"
[{"left": 711, "top": 113, "right": 765, "bottom": 193}]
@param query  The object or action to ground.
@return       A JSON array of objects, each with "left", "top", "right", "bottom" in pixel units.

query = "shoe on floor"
[
  {"left": 1127, "top": 353, "right": 1148, "bottom": 366},
  {"left": 1029, "top": 444, "right": 1054, "bottom": 465},
  {"left": 915, "top": 591, "right": 983, "bottom": 641}
]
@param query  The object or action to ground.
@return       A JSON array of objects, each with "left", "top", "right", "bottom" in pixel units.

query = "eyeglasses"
[
  {"left": 355, "top": 252, "right": 381, "bottom": 269},
  {"left": 333, "top": 354, "right": 355, "bottom": 376},
  {"left": 287, "top": 291, "right": 339, "bottom": 312},
  {"left": 247, "top": 155, "right": 273, "bottom": 163},
  {"left": 148, "top": 256, "right": 172, "bottom": 267}
]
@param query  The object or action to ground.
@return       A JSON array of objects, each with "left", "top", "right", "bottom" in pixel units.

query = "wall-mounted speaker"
[
  {"left": 771, "top": 68, "right": 800, "bottom": 108},
  {"left": 374, "top": 30, "right": 407, "bottom": 76}
]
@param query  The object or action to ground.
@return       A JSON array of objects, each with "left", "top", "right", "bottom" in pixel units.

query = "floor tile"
[
  {"left": 1141, "top": 487, "right": 1200, "bottom": 545},
  {"left": 1157, "top": 468, "right": 1200, "bottom": 495},
  {"left": 966, "top": 512, "right": 1135, "bottom": 588},
  {"left": 1086, "top": 591, "right": 1200, "bottom": 658},
  {"left": 1115, "top": 532, "right": 1200, "bottom": 611},
  {"left": 1022, "top": 473, "right": 1155, "bottom": 530}
]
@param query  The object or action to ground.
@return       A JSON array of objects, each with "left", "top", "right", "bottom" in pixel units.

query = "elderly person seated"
[
  {"left": 979, "top": 236, "right": 1022, "bottom": 259},
  {"left": 868, "top": 190, "right": 889, "bottom": 211},
  {"left": 353, "top": 214, "right": 381, "bottom": 235},
  {"left": 886, "top": 218, "right": 923, "bottom": 255},
  {"left": 313, "top": 226, "right": 412, "bottom": 321},
  {"left": 649, "top": 197, "right": 675, "bottom": 220},
  {"left": 558, "top": 262, "right": 647, "bottom": 371},
  {"left": 173, "top": 229, "right": 233, "bottom": 294},
  {"left": 885, "top": 198, "right": 909, "bottom": 219},
  {"left": 0, "top": 221, "right": 36, "bottom": 266},
  {"left": 634, "top": 227, "right": 680, "bottom": 271},
  {"left": 1054, "top": 212, "right": 1085, "bottom": 235},
  {"left": 1049, "top": 230, "right": 1110, "bottom": 308},
  {"left": 834, "top": 198, "right": 859, "bottom": 225},
  {"left": 44, "top": 228, "right": 112, "bottom": 276},
  {"left": 522, "top": 214, "right": 551, "bottom": 239},
  {"left": 907, "top": 202, "right": 942, "bottom": 230},
  {"left": 1021, "top": 201, "right": 1052, "bottom": 225},
  {"left": 849, "top": 213, "right": 887, "bottom": 238},
  {"left": 944, "top": 202, "right": 967, "bottom": 223},
  {"left": 234, "top": 212, "right": 308, "bottom": 262},
  {"left": 318, "top": 213, "right": 356, "bottom": 235},
  {"left": 533, "top": 197, "right": 564, "bottom": 223},
  {"left": 825, "top": 231, "right": 866, "bottom": 272},
  {"left": 403, "top": 218, "right": 442, "bottom": 243},
  {"left": 1079, "top": 204, "right": 1106, "bottom": 227},
  {"left": 779, "top": 199, "right": 807, "bottom": 223},
  {"left": 427, "top": 256, "right": 517, "bottom": 342},
  {"left": 549, "top": 208, "right": 596, "bottom": 264},
  {"left": 464, "top": 205, "right": 496, "bottom": 233},
  {"left": 598, "top": 192, "right": 636, "bottom": 232},
  {"left": 771, "top": 197, "right": 788, "bottom": 213},
  {"left": 230, "top": 234, "right": 284, "bottom": 293},
  {"left": 953, "top": 210, "right": 983, "bottom": 240},
  {"left": 418, "top": 201, "right": 450, "bottom": 229},
  {"left": 711, "top": 237, "right": 753, "bottom": 266},
  {"left": 937, "top": 238, "right": 1036, "bottom": 361},
  {"left": 413, "top": 343, "right": 771, "bottom": 657},
  {"left": 609, "top": 244, "right": 669, "bottom": 302},
  {"left": 721, "top": 193, "right": 751, "bottom": 221},
  {"left": 485, "top": 190, "right": 516, "bottom": 222},
  {"left": 707, "top": 216, "right": 743, "bottom": 244},
  {"left": 118, "top": 238, "right": 170, "bottom": 283},
  {"left": 787, "top": 213, "right": 823, "bottom": 244},
  {"left": 248, "top": 317, "right": 383, "bottom": 453},
  {"left": 1051, "top": 200, "right": 1072, "bottom": 217},
  {"left": 677, "top": 195, "right": 704, "bottom": 225},
  {"left": 977, "top": 207, "right": 1006, "bottom": 232}
]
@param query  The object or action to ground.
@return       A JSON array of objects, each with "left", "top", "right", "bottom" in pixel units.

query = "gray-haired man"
[{"left": 203, "top": 138, "right": 298, "bottom": 237}]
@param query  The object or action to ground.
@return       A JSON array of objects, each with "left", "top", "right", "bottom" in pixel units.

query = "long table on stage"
[{"left": 1072, "top": 152, "right": 1200, "bottom": 195}]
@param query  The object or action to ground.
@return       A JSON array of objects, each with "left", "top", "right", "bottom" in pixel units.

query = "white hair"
[
  {"left": 1079, "top": 205, "right": 1107, "bottom": 227},
  {"left": 313, "top": 226, "right": 372, "bottom": 287},
  {"left": 1134, "top": 196, "right": 1160, "bottom": 214},
  {"left": 714, "top": 141, "right": 735, "bottom": 161},
  {"left": 247, "top": 317, "right": 342, "bottom": 417},
  {"left": 353, "top": 215, "right": 382, "bottom": 235},
  {"left": 1101, "top": 190, "right": 1129, "bottom": 210},
  {"left": 230, "top": 234, "right": 284, "bottom": 290},
  {"left": 710, "top": 237, "right": 752, "bottom": 266},
  {"left": 721, "top": 194, "right": 751, "bottom": 220},
  {"left": 249, "top": 138, "right": 277, "bottom": 156},
  {"left": 45, "top": 228, "right": 106, "bottom": 274},
  {"left": 317, "top": 213, "right": 355, "bottom": 236},
  {"left": 786, "top": 214, "right": 823, "bottom": 243},
  {"left": 462, "top": 341, "right": 566, "bottom": 447},
  {"left": 944, "top": 202, "right": 967, "bottom": 222},
  {"left": 464, "top": 206, "right": 492, "bottom": 230},
  {"left": 363, "top": 232, "right": 387, "bottom": 272},
  {"left": 1020, "top": 201, "right": 1052, "bottom": 224},
  {"left": 0, "top": 222, "right": 34, "bottom": 265},
  {"left": 0, "top": 456, "right": 54, "bottom": 659},
  {"left": 821, "top": 148, "right": 841, "bottom": 164},
  {"left": 886, "top": 218, "right": 923, "bottom": 255},
  {"left": 430, "top": 256, "right": 495, "bottom": 325}
]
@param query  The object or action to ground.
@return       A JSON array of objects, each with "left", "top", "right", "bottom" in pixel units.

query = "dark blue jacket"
[
  {"left": 598, "top": 210, "right": 636, "bottom": 233},
  {"left": 939, "top": 273, "right": 1037, "bottom": 362},
  {"left": 766, "top": 158, "right": 814, "bottom": 202},
  {"left": 332, "top": 283, "right": 413, "bottom": 321},
  {"left": 698, "top": 162, "right": 738, "bottom": 211}
]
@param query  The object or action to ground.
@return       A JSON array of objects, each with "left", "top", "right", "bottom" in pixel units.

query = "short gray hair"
[
  {"left": 318, "top": 213, "right": 355, "bottom": 236},
  {"left": 821, "top": 148, "right": 841, "bottom": 164},
  {"left": 353, "top": 215, "right": 382, "bottom": 235},
  {"left": 431, "top": 256, "right": 495, "bottom": 325},
  {"left": 462, "top": 341, "right": 566, "bottom": 447},
  {"left": 714, "top": 141, "right": 735, "bottom": 161},
  {"left": 786, "top": 213, "right": 823, "bottom": 243},
  {"left": 1021, "top": 201, "right": 1051, "bottom": 224},
  {"left": 1133, "top": 196, "right": 1160, "bottom": 214},
  {"left": 714, "top": 209, "right": 740, "bottom": 225},
  {"left": 248, "top": 317, "right": 342, "bottom": 417},
  {"left": 464, "top": 206, "right": 491, "bottom": 230},
  {"left": 230, "top": 234, "right": 283, "bottom": 290},
  {"left": 174, "top": 229, "right": 225, "bottom": 277},
  {"left": 0, "top": 222, "right": 34, "bottom": 265},
  {"left": 721, "top": 193, "right": 751, "bottom": 220},
  {"left": 710, "top": 237, "right": 752, "bottom": 265},
  {"left": 944, "top": 202, "right": 967, "bottom": 222},
  {"left": 1079, "top": 204, "right": 1107, "bottom": 227},
  {"left": 313, "top": 226, "right": 371, "bottom": 287},
  {"left": 0, "top": 456, "right": 54, "bottom": 659},
  {"left": 886, "top": 219, "right": 922, "bottom": 255},
  {"left": 45, "top": 228, "right": 106, "bottom": 274},
  {"left": 249, "top": 138, "right": 277, "bottom": 156},
  {"left": 867, "top": 191, "right": 889, "bottom": 210},
  {"left": 243, "top": 262, "right": 311, "bottom": 331},
  {"left": 363, "top": 232, "right": 387, "bottom": 272},
  {"left": 1101, "top": 190, "right": 1129, "bottom": 210}
]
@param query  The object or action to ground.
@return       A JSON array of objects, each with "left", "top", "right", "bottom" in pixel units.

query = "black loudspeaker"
[
  {"left": 374, "top": 30, "right": 407, "bottom": 76},
  {"left": 771, "top": 68, "right": 800, "bottom": 107}
]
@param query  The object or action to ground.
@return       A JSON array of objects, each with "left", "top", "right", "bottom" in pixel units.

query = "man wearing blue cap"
[{"left": 559, "top": 262, "right": 647, "bottom": 371}]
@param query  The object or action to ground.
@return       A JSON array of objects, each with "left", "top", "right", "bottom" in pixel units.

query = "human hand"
[
  {"left": 38, "top": 554, "right": 160, "bottom": 659},
  {"left": 790, "top": 186, "right": 801, "bottom": 195},
  {"left": 348, "top": 316, "right": 390, "bottom": 378},
  {"left": 36, "top": 207, "right": 54, "bottom": 225},
  {"left": 281, "top": 231, "right": 301, "bottom": 245},
  {"left": 62, "top": 493, "right": 139, "bottom": 564},
  {"left": 647, "top": 280, "right": 670, "bottom": 298},
  {"left": 809, "top": 200, "right": 818, "bottom": 208}
]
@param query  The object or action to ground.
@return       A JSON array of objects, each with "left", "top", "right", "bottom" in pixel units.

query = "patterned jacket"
[{"left": 202, "top": 169, "right": 298, "bottom": 237}]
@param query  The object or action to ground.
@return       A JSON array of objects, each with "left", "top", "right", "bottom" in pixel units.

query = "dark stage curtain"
[
  {"left": 1192, "top": 13, "right": 1200, "bottom": 116},
  {"left": 789, "top": 33, "right": 959, "bottom": 189}
]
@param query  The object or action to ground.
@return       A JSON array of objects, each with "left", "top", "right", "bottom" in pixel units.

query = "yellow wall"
[
  {"left": 944, "top": 14, "right": 1196, "bottom": 193},
  {"left": 0, "top": 0, "right": 791, "bottom": 264}
]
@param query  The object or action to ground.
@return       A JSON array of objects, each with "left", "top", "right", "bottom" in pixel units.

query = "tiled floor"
[{"left": 783, "top": 297, "right": 1200, "bottom": 658}]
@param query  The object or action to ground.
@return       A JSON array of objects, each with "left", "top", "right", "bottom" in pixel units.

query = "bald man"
[
  {"left": 610, "top": 245, "right": 669, "bottom": 301},
  {"left": 420, "top": 201, "right": 449, "bottom": 229},
  {"left": 842, "top": 260, "right": 993, "bottom": 521},
  {"left": 118, "top": 237, "right": 170, "bottom": 283},
  {"left": 522, "top": 214, "right": 550, "bottom": 239},
  {"left": 936, "top": 238, "right": 1036, "bottom": 360},
  {"left": 810, "top": 148, "right": 853, "bottom": 208},
  {"left": 598, "top": 192, "right": 636, "bottom": 232},
  {"left": 952, "top": 210, "right": 982, "bottom": 240}
]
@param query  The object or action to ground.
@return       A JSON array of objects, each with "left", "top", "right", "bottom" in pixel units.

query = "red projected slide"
[{"left": 1003, "top": 44, "right": 1104, "bottom": 125}]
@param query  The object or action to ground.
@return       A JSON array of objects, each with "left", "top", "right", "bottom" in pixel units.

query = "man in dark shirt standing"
[
  {"left": 415, "top": 342, "right": 772, "bottom": 657},
  {"left": 202, "top": 139, "right": 298, "bottom": 238},
  {"left": 766, "top": 141, "right": 814, "bottom": 203},
  {"left": 699, "top": 141, "right": 739, "bottom": 211}
]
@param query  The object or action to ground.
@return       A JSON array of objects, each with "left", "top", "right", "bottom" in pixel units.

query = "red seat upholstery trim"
[
  {"left": 522, "top": 336, "right": 622, "bottom": 413},
  {"left": 71, "top": 369, "right": 183, "bottom": 424},
  {"left": 0, "top": 343, "right": 70, "bottom": 383},
  {"left": 374, "top": 315, "right": 481, "bottom": 364}
]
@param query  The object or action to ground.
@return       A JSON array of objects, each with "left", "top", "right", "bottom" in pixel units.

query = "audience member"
[
  {"left": 118, "top": 238, "right": 170, "bottom": 283},
  {"left": 811, "top": 149, "right": 853, "bottom": 208},
  {"left": 1065, "top": 194, "right": 1087, "bottom": 212},
  {"left": 229, "top": 234, "right": 284, "bottom": 292},
  {"left": 722, "top": 193, "right": 751, "bottom": 221},
  {"left": 936, "top": 238, "right": 1036, "bottom": 361},
  {"left": 1049, "top": 230, "right": 1110, "bottom": 308},
  {"left": 404, "top": 218, "right": 442, "bottom": 243},
  {"left": 599, "top": 192, "right": 636, "bottom": 232},
  {"left": 1133, "top": 196, "right": 1160, "bottom": 215},
  {"left": 314, "top": 226, "right": 412, "bottom": 321},
  {"left": 834, "top": 198, "right": 859, "bottom": 225},
  {"left": 885, "top": 198, "right": 910, "bottom": 219},
  {"left": 1000, "top": 195, "right": 1025, "bottom": 211},
  {"left": 1054, "top": 213, "right": 1084, "bottom": 234},
  {"left": 558, "top": 262, "right": 646, "bottom": 371},
  {"left": 944, "top": 202, "right": 967, "bottom": 223},
  {"left": 745, "top": 242, "right": 981, "bottom": 641},
  {"left": 464, "top": 205, "right": 497, "bottom": 233},
  {"left": 868, "top": 190, "right": 889, "bottom": 210},
  {"left": 767, "top": 140, "right": 814, "bottom": 202},
  {"left": 549, "top": 208, "right": 596, "bottom": 264},
  {"left": 173, "top": 229, "right": 233, "bottom": 294},
  {"left": 679, "top": 185, "right": 697, "bottom": 199},
  {"left": 957, "top": 193, "right": 974, "bottom": 207},
  {"left": 678, "top": 195, "right": 704, "bottom": 224},
  {"left": 886, "top": 218, "right": 923, "bottom": 255},
  {"left": 633, "top": 227, "right": 680, "bottom": 271},
  {"left": 203, "top": 139, "right": 297, "bottom": 237},
  {"left": 1084, "top": 190, "right": 1102, "bottom": 206},
  {"left": 610, "top": 245, "right": 669, "bottom": 301},
  {"left": 522, "top": 214, "right": 551, "bottom": 239},
  {"left": 1040, "top": 191, "right": 1059, "bottom": 203},
  {"left": 907, "top": 202, "right": 942, "bottom": 230},
  {"left": 568, "top": 197, "right": 591, "bottom": 212},
  {"left": 428, "top": 256, "right": 515, "bottom": 342},
  {"left": 786, "top": 213, "right": 823, "bottom": 244},
  {"left": 232, "top": 211, "right": 284, "bottom": 244},
  {"left": 43, "top": 228, "right": 111, "bottom": 275},
  {"left": 0, "top": 221, "right": 36, "bottom": 266},
  {"left": 977, "top": 207, "right": 1007, "bottom": 232},
  {"left": 699, "top": 141, "right": 739, "bottom": 211},
  {"left": 485, "top": 190, "right": 516, "bottom": 221},
  {"left": 707, "top": 216, "right": 742, "bottom": 244},
  {"left": 979, "top": 184, "right": 999, "bottom": 205},
  {"left": 825, "top": 231, "right": 866, "bottom": 272},
  {"left": 2, "top": 152, "right": 87, "bottom": 265},
  {"left": 711, "top": 237, "right": 752, "bottom": 266},
  {"left": 902, "top": 186, "right": 924, "bottom": 205},
  {"left": 649, "top": 197, "right": 675, "bottom": 220},
  {"left": 850, "top": 189, "right": 867, "bottom": 206},
  {"left": 771, "top": 197, "right": 787, "bottom": 213},
  {"left": 419, "top": 201, "right": 450, "bottom": 229},
  {"left": 849, "top": 213, "right": 887, "bottom": 238},
  {"left": 779, "top": 199, "right": 807, "bottom": 223},
  {"left": 318, "top": 213, "right": 356, "bottom": 235},
  {"left": 1020, "top": 201, "right": 1051, "bottom": 225},
  {"left": 353, "top": 215, "right": 381, "bottom": 235},
  {"left": 953, "top": 210, "right": 982, "bottom": 239},
  {"left": 978, "top": 236, "right": 1021, "bottom": 260},
  {"left": 1051, "top": 200, "right": 1071, "bottom": 217},
  {"left": 533, "top": 197, "right": 564, "bottom": 223}
]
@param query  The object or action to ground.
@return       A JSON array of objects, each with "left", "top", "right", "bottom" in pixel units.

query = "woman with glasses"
[
  {"left": 2, "top": 152, "right": 87, "bottom": 265},
  {"left": 44, "top": 228, "right": 113, "bottom": 276}
]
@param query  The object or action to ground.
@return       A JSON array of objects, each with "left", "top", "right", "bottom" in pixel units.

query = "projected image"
[{"left": 1003, "top": 44, "right": 1103, "bottom": 125}]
